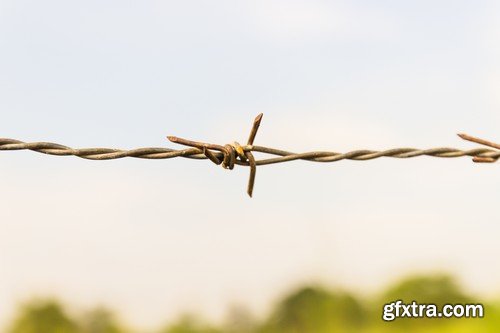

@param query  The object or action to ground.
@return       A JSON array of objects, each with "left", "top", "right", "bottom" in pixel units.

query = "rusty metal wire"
[{"left": 1, "top": 114, "right": 498, "bottom": 197}]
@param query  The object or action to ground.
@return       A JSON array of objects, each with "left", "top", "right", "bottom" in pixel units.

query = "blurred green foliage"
[
  {"left": 8, "top": 300, "right": 78, "bottom": 333},
  {"left": 260, "top": 286, "right": 365, "bottom": 333},
  {"left": 6, "top": 273, "right": 499, "bottom": 333},
  {"left": 381, "top": 274, "right": 471, "bottom": 306},
  {"left": 80, "top": 308, "right": 126, "bottom": 333},
  {"left": 160, "top": 315, "right": 221, "bottom": 333},
  {"left": 375, "top": 274, "right": 472, "bottom": 330}
]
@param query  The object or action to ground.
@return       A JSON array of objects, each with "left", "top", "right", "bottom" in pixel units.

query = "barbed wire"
[{"left": 1, "top": 114, "right": 498, "bottom": 197}]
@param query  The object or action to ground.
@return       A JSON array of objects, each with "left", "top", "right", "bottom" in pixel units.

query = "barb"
[
  {"left": 458, "top": 133, "right": 500, "bottom": 163},
  {"left": 0, "top": 114, "right": 498, "bottom": 197},
  {"left": 167, "top": 113, "right": 263, "bottom": 197}
]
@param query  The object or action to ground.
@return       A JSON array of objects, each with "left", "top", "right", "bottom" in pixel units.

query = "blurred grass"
[{"left": 5, "top": 273, "right": 498, "bottom": 333}]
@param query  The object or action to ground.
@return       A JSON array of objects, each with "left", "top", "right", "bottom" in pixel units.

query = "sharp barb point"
[
  {"left": 247, "top": 113, "right": 264, "bottom": 146},
  {"left": 458, "top": 133, "right": 500, "bottom": 150},
  {"left": 473, "top": 156, "right": 497, "bottom": 163}
]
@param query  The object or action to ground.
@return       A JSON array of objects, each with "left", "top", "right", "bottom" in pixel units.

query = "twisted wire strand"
[
  {"left": 1, "top": 138, "right": 498, "bottom": 165},
  {"left": 0, "top": 138, "right": 207, "bottom": 160},
  {"left": 251, "top": 146, "right": 500, "bottom": 165},
  {"left": 0, "top": 114, "right": 497, "bottom": 197}
]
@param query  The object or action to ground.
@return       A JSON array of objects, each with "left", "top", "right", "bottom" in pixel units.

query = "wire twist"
[{"left": 0, "top": 114, "right": 498, "bottom": 197}]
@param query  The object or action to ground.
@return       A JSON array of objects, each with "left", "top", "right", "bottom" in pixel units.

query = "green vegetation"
[
  {"left": 261, "top": 286, "right": 365, "bottom": 333},
  {"left": 9, "top": 300, "right": 78, "bottom": 333},
  {"left": 6, "top": 274, "right": 499, "bottom": 333},
  {"left": 8, "top": 301, "right": 126, "bottom": 333}
]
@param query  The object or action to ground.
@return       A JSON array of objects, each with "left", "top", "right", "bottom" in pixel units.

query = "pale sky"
[{"left": 0, "top": 0, "right": 499, "bottom": 330}]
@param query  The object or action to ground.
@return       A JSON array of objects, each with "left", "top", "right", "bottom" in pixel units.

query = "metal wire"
[{"left": 1, "top": 114, "right": 498, "bottom": 197}]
